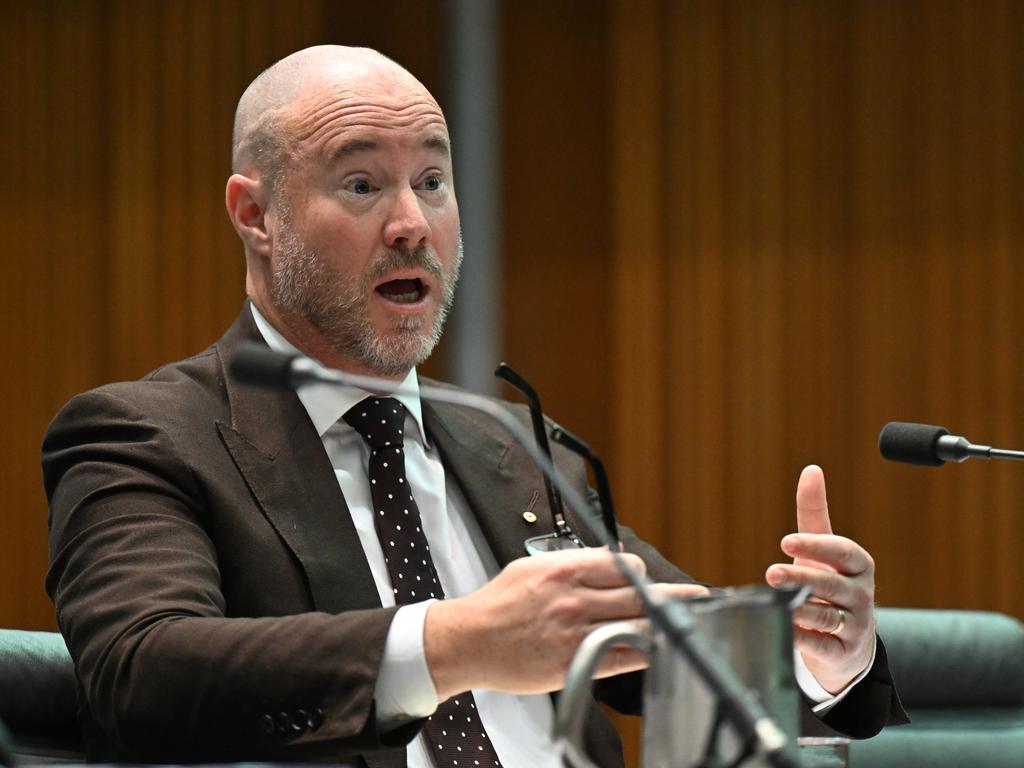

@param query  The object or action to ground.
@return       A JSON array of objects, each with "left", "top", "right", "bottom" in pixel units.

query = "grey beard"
[{"left": 270, "top": 220, "right": 462, "bottom": 377}]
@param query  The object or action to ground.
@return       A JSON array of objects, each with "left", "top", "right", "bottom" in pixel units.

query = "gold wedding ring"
[{"left": 827, "top": 608, "right": 846, "bottom": 636}]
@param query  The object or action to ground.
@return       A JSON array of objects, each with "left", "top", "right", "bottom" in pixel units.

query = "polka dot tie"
[{"left": 344, "top": 397, "right": 502, "bottom": 768}]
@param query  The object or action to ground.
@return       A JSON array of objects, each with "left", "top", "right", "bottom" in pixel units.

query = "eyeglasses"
[
  {"left": 494, "top": 362, "right": 584, "bottom": 554},
  {"left": 550, "top": 425, "right": 620, "bottom": 548},
  {"left": 494, "top": 363, "right": 620, "bottom": 555}
]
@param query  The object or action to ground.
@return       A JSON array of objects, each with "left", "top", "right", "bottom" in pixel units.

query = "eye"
[
  {"left": 421, "top": 175, "right": 442, "bottom": 192},
  {"left": 350, "top": 178, "right": 373, "bottom": 195}
]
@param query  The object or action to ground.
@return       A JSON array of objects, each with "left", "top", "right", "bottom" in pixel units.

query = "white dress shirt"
[
  {"left": 250, "top": 304, "right": 871, "bottom": 765},
  {"left": 251, "top": 305, "right": 562, "bottom": 768}
]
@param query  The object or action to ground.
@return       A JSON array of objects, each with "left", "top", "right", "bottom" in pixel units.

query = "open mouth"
[{"left": 375, "top": 277, "right": 427, "bottom": 305}]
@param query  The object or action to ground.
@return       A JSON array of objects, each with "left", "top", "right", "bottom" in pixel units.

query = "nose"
[{"left": 382, "top": 187, "right": 431, "bottom": 248}]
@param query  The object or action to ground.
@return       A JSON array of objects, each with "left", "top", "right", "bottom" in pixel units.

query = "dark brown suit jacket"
[{"left": 42, "top": 305, "right": 903, "bottom": 766}]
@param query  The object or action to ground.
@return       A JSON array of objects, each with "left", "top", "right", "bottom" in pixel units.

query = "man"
[{"left": 43, "top": 46, "right": 904, "bottom": 767}]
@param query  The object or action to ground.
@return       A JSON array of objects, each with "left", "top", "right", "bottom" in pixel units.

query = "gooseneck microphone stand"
[{"left": 230, "top": 344, "right": 799, "bottom": 768}]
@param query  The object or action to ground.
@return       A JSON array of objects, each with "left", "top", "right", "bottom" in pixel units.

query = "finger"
[
  {"left": 647, "top": 582, "right": 712, "bottom": 601},
  {"left": 591, "top": 645, "right": 651, "bottom": 679},
  {"left": 573, "top": 582, "right": 709, "bottom": 624},
  {"left": 537, "top": 548, "right": 647, "bottom": 588},
  {"left": 796, "top": 465, "right": 833, "bottom": 536},
  {"left": 586, "top": 618, "right": 653, "bottom": 678},
  {"left": 764, "top": 564, "right": 861, "bottom": 609},
  {"left": 792, "top": 602, "right": 850, "bottom": 636},
  {"left": 576, "top": 550, "right": 647, "bottom": 587},
  {"left": 793, "top": 626, "right": 845, "bottom": 661},
  {"left": 780, "top": 534, "right": 874, "bottom": 577},
  {"left": 574, "top": 585, "right": 648, "bottom": 622}
]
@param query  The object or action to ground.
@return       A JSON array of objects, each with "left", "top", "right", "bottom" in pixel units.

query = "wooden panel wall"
[
  {"left": 501, "top": 1, "right": 615, "bottom": 445},
  {"left": 4, "top": 5, "right": 1024, "bottom": 756},
  {"left": 505, "top": 0, "right": 1024, "bottom": 622},
  {"left": 505, "top": 0, "right": 1022, "bottom": 619},
  {"left": 596, "top": 0, "right": 1024, "bottom": 617}
]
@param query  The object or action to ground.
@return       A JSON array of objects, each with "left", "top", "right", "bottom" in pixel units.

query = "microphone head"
[
  {"left": 229, "top": 342, "right": 298, "bottom": 390},
  {"left": 879, "top": 421, "right": 951, "bottom": 467}
]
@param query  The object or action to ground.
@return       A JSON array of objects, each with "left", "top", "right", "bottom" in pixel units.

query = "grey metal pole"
[{"left": 444, "top": 0, "right": 502, "bottom": 395}]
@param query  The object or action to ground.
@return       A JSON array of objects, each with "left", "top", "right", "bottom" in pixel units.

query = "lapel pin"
[{"left": 522, "top": 489, "right": 540, "bottom": 524}]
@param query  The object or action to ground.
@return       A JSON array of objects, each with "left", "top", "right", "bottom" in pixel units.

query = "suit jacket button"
[
  {"left": 291, "top": 710, "right": 308, "bottom": 733},
  {"left": 310, "top": 707, "right": 325, "bottom": 731},
  {"left": 276, "top": 712, "right": 292, "bottom": 733},
  {"left": 258, "top": 714, "right": 275, "bottom": 735}
]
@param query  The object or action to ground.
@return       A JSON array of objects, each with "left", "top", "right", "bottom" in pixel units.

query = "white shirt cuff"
[
  {"left": 793, "top": 634, "right": 878, "bottom": 714},
  {"left": 374, "top": 601, "right": 440, "bottom": 728}
]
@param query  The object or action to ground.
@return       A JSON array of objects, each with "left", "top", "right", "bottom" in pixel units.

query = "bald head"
[{"left": 231, "top": 45, "right": 439, "bottom": 192}]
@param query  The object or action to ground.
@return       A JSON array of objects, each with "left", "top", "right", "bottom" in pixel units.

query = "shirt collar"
[{"left": 249, "top": 303, "right": 428, "bottom": 446}]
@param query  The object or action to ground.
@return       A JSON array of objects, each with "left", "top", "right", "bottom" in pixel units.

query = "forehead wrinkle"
[
  {"left": 323, "top": 131, "right": 451, "bottom": 167},
  {"left": 292, "top": 89, "right": 445, "bottom": 142},
  {"left": 303, "top": 106, "right": 449, "bottom": 161},
  {"left": 301, "top": 106, "right": 446, "bottom": 147},
  {"left": 312, "top": 121, "right": 451, "bottom": 168}
]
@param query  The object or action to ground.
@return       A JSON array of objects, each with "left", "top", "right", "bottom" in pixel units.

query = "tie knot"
[{"left": 344, "top": 397, "right": 407, "bottom": 449}]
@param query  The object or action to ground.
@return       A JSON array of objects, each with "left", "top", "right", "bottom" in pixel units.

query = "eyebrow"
[
  {"left": 329, "top": 134, "right": 451, "bottom": 162},
  {"left": 331, "top": 138, "right": 379, "bottom": 160},
  {"left": 423, "top": 135, "right": 451, "bottom": 157}
]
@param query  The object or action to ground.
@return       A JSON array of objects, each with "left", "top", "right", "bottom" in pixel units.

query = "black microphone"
[
  {"left": 229, "top": 343, "right": 328, "bottom": 390},
  {"left": 879, "top": 421, "right": 1024, "bottom": 466},
  {"left": 229, "top": 343, "right": 297, "bottom": 388}
]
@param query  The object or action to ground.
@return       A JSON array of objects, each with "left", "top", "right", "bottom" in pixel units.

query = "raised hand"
[{"left": 765, "top": 465, "right": 876, "bottom": 693}]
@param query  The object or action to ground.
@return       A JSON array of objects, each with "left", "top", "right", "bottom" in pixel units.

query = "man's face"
[{"left": 266, "top": 74, "right": 462, "bottom": 377}]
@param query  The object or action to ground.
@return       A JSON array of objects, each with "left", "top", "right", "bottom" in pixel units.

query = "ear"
[{"left": 225, "top": 173, "right": 271, "bottom": 255}]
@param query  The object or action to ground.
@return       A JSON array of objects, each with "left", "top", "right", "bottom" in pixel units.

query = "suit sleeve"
[
  {"left": 806, "top": 636, "right": 909, "bottom": 738},
  {"left": 43, "top": 389, "right": 420, "bottom": 762}
]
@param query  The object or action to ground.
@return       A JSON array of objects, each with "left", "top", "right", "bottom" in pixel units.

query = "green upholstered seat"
[
  {"left": 849, "top": 608, "right": 1024, "bottom": 768},
  {"left": 3, "top": 610, "right": 1023, "bottom": 766},
  {"left": 0, "top": 629, "right": 84, "bottom": 764}
]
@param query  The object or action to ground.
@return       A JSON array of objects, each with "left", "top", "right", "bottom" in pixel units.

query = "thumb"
[{"left": 796, "top": 464, "right": 832, "bottom": 535}]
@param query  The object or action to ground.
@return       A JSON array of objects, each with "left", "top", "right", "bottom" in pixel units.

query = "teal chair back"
[
  {"left": 0, "top": 629, "right": 83, "bottom": 763},
  {"left": 850, "top": 608, "right": 1024, "bottom": 767}
]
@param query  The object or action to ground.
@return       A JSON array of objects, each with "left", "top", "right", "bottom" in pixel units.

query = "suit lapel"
[
  {"left": 214, "top": 306, "right": 381, "bottom": 615},
  {"left": 421, "top": 391, "right": 555, "bottom": 567}
]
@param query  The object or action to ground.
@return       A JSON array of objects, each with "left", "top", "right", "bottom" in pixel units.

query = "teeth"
[{"left": 387, "top": 290, "right": 420, "bottom": 304}]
